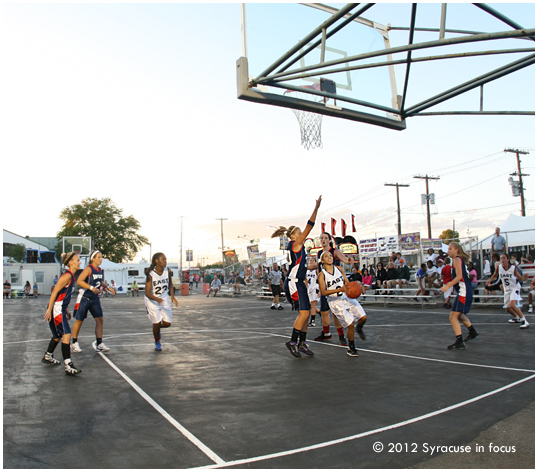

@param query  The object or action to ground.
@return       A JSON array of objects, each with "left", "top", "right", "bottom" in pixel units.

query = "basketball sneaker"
[
  {"left": 92, "top": 341, "right": 110, "bottom": 352},
  {"left": 64, "top": 360, "right": 81, "bottom": 375},
  {"left": 308, "top": 320, "right": 316, "bottom": 327},
  {"left": 508, "top": 317, "right": 521, "bottom": 323},
  {"left": 338, "top": 335, "right": 347, "bottom": 346},
  {"left": 70, "top": 341, "right": 82, "bottom": 353},
  {"left": 285, "top": 341, "right": 301, "bottom": 358},
  {"left": 520, "top": 320, "right": 530, "bottom": 329},
  {"left": 447, "top": 339, "right": 466, "bottom": 350},
  {"left": 347, "top": 347, "right": 359, "bottom": 357},
  {"left": 41, "top": 352, "right": 60, "bottom": 365},
  {"left": 298, "top": 341, "right": 314, "bottom": 356},
  {"left": 528, "top": 306, "right": 534, "bottom": 313},
  {"left": 314, "top": 331, "right": 332, "bottom": 342},
  {"left": 155, "top": 341, "right": 162, "bottom": 351},
  {"left": 464, "top": 328, "right": 479, "bottom": 342},
  {"left": 277, "top": 305, "right": 284, "bottom": 310}
]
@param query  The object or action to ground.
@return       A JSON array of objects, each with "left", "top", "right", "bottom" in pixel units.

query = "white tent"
[
  {"left": 99, "top": 258, "right": 129, "bottom": 293},
  {"left": 478, "top": 214, "right": 535, "bottom": 248}
]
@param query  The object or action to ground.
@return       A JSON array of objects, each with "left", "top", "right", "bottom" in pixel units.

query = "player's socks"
[
  {"left": 61, "top": 342, "right": 71, "bottom": 360},
  {"left": 96, "top": 338, "right": 103, "bottom": 346},
  {"left": 337, "top": 327, "right": 344, "bottom": 336},
  {"left": 291, "top": 328, "right": 301, "bottom": 343},
  {"left": 298, "top": 331, "right": 307, "bottom": 342},
  {"left": 47, "top": 338, "right": 59, "bottom": 354}
]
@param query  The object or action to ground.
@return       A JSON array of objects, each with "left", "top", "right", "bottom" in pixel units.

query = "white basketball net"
[{"left": 285, "top": 86, "right": 323, "bottom": 150}]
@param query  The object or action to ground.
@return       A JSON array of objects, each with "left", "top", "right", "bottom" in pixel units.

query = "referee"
[{"left": 268, "top": 263, "right": 284, "bottom": 310}]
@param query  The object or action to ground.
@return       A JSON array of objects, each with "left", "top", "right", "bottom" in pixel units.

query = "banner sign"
[
  {"left": 223, "top": 250, "right": 238, "bottom": 266},
  {"left": 186, "top": 250, "right": 193, "bottom": 262},
  {"left": 339, "top": 243, "right": 359, "bottom": 255},
  {"left": 359, "top": 238, "right": 378, "bottom": 254},
  {"left": 247, "top": 244, "right": 260, "bottom": 259},
  {"left": 400, "top": 232, "right": 421, "bottom": 250},
  {"left": 377, "top": 235, "right": 399, "bottom": 253},
  {"left": 421, "top": 238, "right": 443, "bottom": 250},
  {"left": 279, "top": 235, "right": 289, "bottom": 251}
]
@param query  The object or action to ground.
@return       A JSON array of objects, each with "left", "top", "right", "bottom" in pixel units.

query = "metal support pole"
[
  {"left": 414, "top": 175, "right": 440, "bottom": 238},
  {"left": 440, "top": 4, "right": 447, "bottom": 39},
  {"left": 385, "top": 183, "right": 410, "bottom": 236}
]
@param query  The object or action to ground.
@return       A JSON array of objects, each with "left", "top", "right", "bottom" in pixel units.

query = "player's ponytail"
[
  {"left": 145, "top": 252, "right": 165, "bottom": 276},
  {"left": 271, "top": 226, "right": 298, "bottom": 239}
]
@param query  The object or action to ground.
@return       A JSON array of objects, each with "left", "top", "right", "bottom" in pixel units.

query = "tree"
[
  {"left": 439, "top": 229, "right": 460, "bottom": 244},
  {"left": 57, "top": 198, "right": 149, "bottom": 263},
  {"left": 8, "top": 243, "right": 26, "bottom": 263}
]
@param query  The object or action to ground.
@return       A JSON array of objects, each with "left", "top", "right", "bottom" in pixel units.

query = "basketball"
[{"left": 345, "top": 281, "right": 362, "bottom": 299}]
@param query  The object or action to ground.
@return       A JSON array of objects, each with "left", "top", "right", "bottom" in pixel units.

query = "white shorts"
[
  {"left": 503, "top": 288, "right": 522, "bottom": 308},
  {"left": 308, "top": 288, "right": 319, "bottom": 303},
  {"left": 145, "top": 297, "right": 172, "bottom": 324},
  {"left": 443, "top": 286, "right": 453, "bottom": 299},
  {"left": 327, "top": 294, "right": 366, "bottom": 328}
]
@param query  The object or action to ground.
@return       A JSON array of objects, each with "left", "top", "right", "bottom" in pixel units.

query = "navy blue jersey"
[
  {"left": 82, "top": 264, "right": 105, "bottom": 299},
  {"left": 317, "top": 247, "right": 340, "bottom": 270},
  {"left": 55, "top": 270, "right": 75, "bottom": 311},
  {"left": 288, "top": 240, "right": 307, "bottom": 282}
]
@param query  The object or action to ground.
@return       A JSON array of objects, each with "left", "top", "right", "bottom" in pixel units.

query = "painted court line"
[
  {"left": 97, "top": 352, "right": 226, "bottom": 466},
  {"left": 195, "top": 374, "right": 535, "bottom": 469}
]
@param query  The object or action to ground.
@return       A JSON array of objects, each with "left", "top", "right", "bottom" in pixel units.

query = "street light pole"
[{"left": 216, "top": 218, "right": 228, "bottom": 278}]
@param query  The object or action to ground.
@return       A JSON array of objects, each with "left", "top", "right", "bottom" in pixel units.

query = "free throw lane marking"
[{"left": 98, "top": 352, "right": 226, "bottom": 466}]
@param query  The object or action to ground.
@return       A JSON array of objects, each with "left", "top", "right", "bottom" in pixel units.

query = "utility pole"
[
  {"left": 414, "top": 174, "right": 440, "bottom": 238},
  {"left": 179, "top": 216, "right": 184, "bottom": 282},
  {"left": 505, "top": 148, "right": 529, "bottom": 216},
  {"left": 216, "top": 218, "right": 228, "bottom": 277},
  {"left": 384, "top": 182, "right": 410, "bottom": 236}
]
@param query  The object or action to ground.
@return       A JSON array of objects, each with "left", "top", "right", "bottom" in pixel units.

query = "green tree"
[
  {"left": 8, "top": 243, "right": 27, "bottom": 263},
  {"left": 439, "top": 229, "right": 460, "bottom": 244},
  {"left": 57, "top": 198, "right": 149, "bottom": 263}
]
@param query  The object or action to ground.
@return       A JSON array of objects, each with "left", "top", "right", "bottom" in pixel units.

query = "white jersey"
[
  {"left": 144, "top": 267, "right": 173, "bottom": 324},
  {"left": 306, "top": 269, "right": 318, "bottom": 293},
  {"left": 499, "top": 264, "right": 521, "bottom": 293},
  {"left": 146, "top": 268, "right": 172, "bottom": 301},
  {"left": 321, "top": 266, "right": 345, "bottom": 302}
]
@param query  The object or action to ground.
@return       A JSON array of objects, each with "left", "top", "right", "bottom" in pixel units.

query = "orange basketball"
[{"left": 345, "top": 281, "right": 362, "bottom": 299}]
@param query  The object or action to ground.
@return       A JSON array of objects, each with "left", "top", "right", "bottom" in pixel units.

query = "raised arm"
[{"left": 292, "top": 196, "right": 322, "bottom": 252}]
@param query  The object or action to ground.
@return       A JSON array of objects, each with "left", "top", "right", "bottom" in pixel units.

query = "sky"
[{"left": 1, "top": 2, "right": 535, "bottom": 265}]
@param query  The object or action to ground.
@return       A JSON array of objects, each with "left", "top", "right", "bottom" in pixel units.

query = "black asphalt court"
[{"left": 3, "top": 292, "right": 534, "bottom": 469}]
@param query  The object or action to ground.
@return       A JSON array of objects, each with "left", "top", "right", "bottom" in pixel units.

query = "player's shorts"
[
  {"left": 452, "top": 291, "right": 472, "bottom": 314},
  {"left": 49, "top": 301, "right": 71, "bottom": 338},
  {"left": 488, "top": 281, "right": 502, "bottom": 291},
  {"left": 327, "top": 294, "right": 366, "bottom": 328},
  {"left": 308, "top": 287, "right": 319, "bottom": 303},
  {"left": 503, "top": 288, "right": 522, "bottom": 308},
  {"left": 320, "top": 295, "right": 330, "bottom": 312},
  {"left": 74, "top": 294, "right": 103, "bottom": 321},
  {"left": 270, "top": 284, "right": 282, "bottom": 297},
  {"left": 284, "top": 278, "right": 310, "bottom": 311},
  {"left": 145, "top": 297, "right": 173, "bottom": 324}
]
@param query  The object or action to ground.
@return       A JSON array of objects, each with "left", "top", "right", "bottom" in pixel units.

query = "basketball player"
[
  {"left": 71, "top": 250, "right": 115, "bottom": 354},
  {"left": 42, "top": 252, "right": 82, "bottom": 375},
  {"left": 271, "top": 196, "right": 321, "bottom": 358},
  {"left": 440, "top": 243, "right": 478, "bottom": 350},
  {"left": 314, "top": 232, "right": 354, "bottom": 345},
  {"left": 486, "top": 253, "right": 529, "bottom": 328},
  {"left": 145, "top": 253, "right": 178, "bottom": 351},
  {"left": 305, "top": 257, "right": 320, "bottom": 327},
  {"left": 318, "top": 251, "right": 367, "bottom": 357}
]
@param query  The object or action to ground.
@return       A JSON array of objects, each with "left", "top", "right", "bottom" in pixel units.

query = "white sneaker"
[
  {"left": 92, "top": 341, "right": 110, "bottom": 352},
  {"left": 71, "top": 341, "right": 82, "bottom": 353},
  {"left": 508, "top": 318, "right": 521, "bottom": 323},
  {"left": 520, "top": 320, "right": 530, "bottom": 329},
  {"left": 528, "top": 307, "right": 534, "bottom": 313}
]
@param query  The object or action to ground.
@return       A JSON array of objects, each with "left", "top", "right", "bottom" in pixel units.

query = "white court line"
[
  {"left": 97, "top": 352, "right": 226, "bottom": 466},
  {"left": 195, "top": 374, "right": 535, "bottom": 469},
  {"left": 111, "top": 334, "right": 274, "bottom": 348}
]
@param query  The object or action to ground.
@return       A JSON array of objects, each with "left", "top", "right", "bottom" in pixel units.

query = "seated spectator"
[
  {"left": 33, "top": 281, "right": 39, "bottom": 298},
  {"left": 24, "top": 281, "right": 31, "bottom": 297},
  {"left": 414, "top": 263, "right": 428, "bottom": 301},
  {"left": 425, "top": 248, "right": 437, "bottom": 264},
  {"left": 424, "top": 260, "right": 440, "bottom": 290},
  {"left": 131, "top": 280, "right": 140, "bottom": 297},
  {"left": 374, "top": 263, "right": 387, "bottom": 291},
  {"left": 384, "top": 262, "right": 399, "bottom": 290},
  {"left": 349, "top": 266, "right": 362, "bottom": 283},
  {"left": 4, "top": 280, "right": 11, "bottom": 299},
  {"left": 395, "top": 252, "right": 406, "bottom": 268},
  {"left": 437, "top": 249, "right": 447, "bottom": 264},
  {"left": 362, "top": 273, "right": 373, "bottom": 290},
  {"left": 467, "top": 262, "right": 479, "bottom": 290},
  {"left": 396, "top": 263, "right": 411, "bottom": 288},
  {"left": 208, "top": 274, "right": 222, "bottom": 297}
]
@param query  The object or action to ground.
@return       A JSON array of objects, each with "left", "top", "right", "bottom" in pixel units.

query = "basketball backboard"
[
  {"left": 238, "top": 3, "right": 534, "bottom": 131},
  {"left": 62, "top": 236, "right": 92, "bottom": 257}
]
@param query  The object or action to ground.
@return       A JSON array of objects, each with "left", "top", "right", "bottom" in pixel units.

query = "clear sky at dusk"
[{"left": 1, "top": 2, "right": 535, "bottom": 264}]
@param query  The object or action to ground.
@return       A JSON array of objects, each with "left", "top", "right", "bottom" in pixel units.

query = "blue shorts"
[
  {"left": 284, "top": 279, "right": 310, "bottom": 312},
  {"left": 49, "top": 309, "right": 71, "bottom": 338},
  {"left": 74, "top": 296, "right": 103, "bottom": 321},
  {"left": 320, "top": 295, "right": 330, "bottom": 312},
  {"left": 452, "top": 292, "right": 472, "bottom": 314}
]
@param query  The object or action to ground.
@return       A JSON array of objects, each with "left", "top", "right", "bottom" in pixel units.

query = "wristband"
[{"left": 307, "top": 220, "right": 315, "bottom": 227}]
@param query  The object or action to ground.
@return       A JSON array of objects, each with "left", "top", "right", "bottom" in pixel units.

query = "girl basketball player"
[
  {"left": 145, "top": 253, "right": 178, "bottom": 351},
  {"left": 271, "top": 196, "right": 321, "bottom": 358},
  {"left": 440, "top": 243, "right": 478, "bottom": 350},
  {"left": 486, "top": 253, "right": 529, "bottom": 328},
  {"left": 71, "top": 250, "right": 116, "bottom": 354},
  {"left": 42, "top": 252, "right": 82, "bottom": 375},
  {"left": 318, "top": 251, "right": 367, "bottom": 357},
  {"left": 305, "top": 257, "right": 320, "bottom": 327},
  {"left": 315, "top": 232, "right": 355, "bottom": 345}
]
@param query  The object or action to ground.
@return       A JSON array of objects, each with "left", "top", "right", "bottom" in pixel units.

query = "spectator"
[
  {"left": 491, "top": 227, "right": 506, "bottom": 256},
  {"left": 362, "top": 272, "right": 373, "bottom": 290},
  {"left": 374, "top": 263, "right": 387, "bottom": 291},
  {"left": 24, "top": 281, "right": 31, "bottom": 297},
  {"left": 349, "top": 266, "right": 362, "bottom": 283},
  {"left": 4, "top": 280, "right": 11, "bottom": 299},
  {"left": 437, "top": 249, "right": 447, "bottom": 264},
  {"left": 207, "top": 274, "right": 222, "bottom": 297},
  {"left": 396, "top": 262, "right": 411, "bottom": 289},
  {"left": 528, "top": 276, "right": 535, "bottom": 313},
  {"left": 485, "top": 252, "right": 502, "bottom": 302},
  {"left": 189, "top": 274, "right": 194, "bottom": 289},
  {"left": 483, "top": 259, "right": 491, "bottom": 278},
  {"left": 368, "top": 264, "right": 376, "bottom": 278},
  {"left": 52, "top": 275, "right": 58, "bottom": 293},
  {"left": 384, "top": 262, "right": 399, "bottom": 291},
  {"left": 268, "top": 263, "right": 283, "bottom": 310},
  {"left": 195, "top": 274, "right": 200, "bottom": 288},
  {"left": 414, "top": 263, "right": 428, "bottom": 302},
  {"left": 468, "top": 262, "right": 479, "bottom": 290},
  {"left": 425, "top": 260, "right": 440, "bottom": 290},
  {"left": 510, "top": 254, "right": 520, "bottom": 266},
  {"left": 395, "top": 252, "right": 406, "bottom": 268},
  {"left": 425, "top": 248, "right": 437, "bottom": 264},
  {"left": 33, "top": 281, "right": 39, "bottom": 298},
  {"left": 131, "top": 280, "right": 140, "bottom": 296}
]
